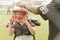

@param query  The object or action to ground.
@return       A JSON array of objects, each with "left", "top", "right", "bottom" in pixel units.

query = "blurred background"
[{"left": 0, "top": 0, "right": 49, "bottom": 40}]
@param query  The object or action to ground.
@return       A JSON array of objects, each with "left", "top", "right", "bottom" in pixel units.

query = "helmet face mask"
[
  {"left": 11, "top": 8, "right": 28, "bottom": 22},
  {"left": 14, "top": 11, "right": 25, "bottom": 20},
  {"left": 15, "top": 12, "right": 25, "bottom": 16}
]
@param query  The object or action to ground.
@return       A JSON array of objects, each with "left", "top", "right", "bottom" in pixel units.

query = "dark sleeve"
[
  {"left": 28, "top": 20, "right": 36, "bottom": 27},
  {"left": 28, "top": 19, "right": 40, "bottom": 27},
  {"left": 37, "top": 7, "right": 48, "bottom": 20}
]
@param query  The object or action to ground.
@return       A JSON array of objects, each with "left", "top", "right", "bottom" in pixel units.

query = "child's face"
[{"left": 15, "top": 11, "right": 25, "bottom": 22}]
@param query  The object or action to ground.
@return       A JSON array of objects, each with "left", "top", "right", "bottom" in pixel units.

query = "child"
[{"left": 7, "top": 6, "right": 40, "bottom": 40}]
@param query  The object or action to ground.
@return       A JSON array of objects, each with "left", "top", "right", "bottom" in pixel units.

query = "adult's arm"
[
  {"left": 16, "top": 2, "right": 38, "bottom": 14},
  {"left": 16, "top": 2, "right": 48, "bottom": 20}
]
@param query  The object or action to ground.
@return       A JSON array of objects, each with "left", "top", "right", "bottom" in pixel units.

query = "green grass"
[{"left": 0, "top": 13, "right": 49, "bottom": 40}]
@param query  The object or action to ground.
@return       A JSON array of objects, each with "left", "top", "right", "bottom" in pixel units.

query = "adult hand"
[{"left": 16, "top": 2, "right": 25, "bottom": 7}]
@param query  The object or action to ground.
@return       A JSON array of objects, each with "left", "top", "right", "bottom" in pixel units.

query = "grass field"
[{"left": 0, "top": 13, "right": 49, "bottom": 40}]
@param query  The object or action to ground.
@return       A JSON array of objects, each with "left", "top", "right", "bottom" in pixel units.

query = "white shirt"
[{"left": 15, "top": 35, "right": 31, "bottom": 40}]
